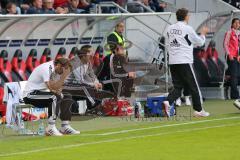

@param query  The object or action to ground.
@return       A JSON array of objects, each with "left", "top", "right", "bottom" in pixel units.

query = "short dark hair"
[
  {"left": 6, "top": 2, "right": 15, "bottom": 10},
  {"left": 176, "top": 8, "right": 189, "bottom": 21},
  {"left": 231, "top": 18, "right": 239, "bottom": 28},
  {"left": 77, "top": 45, "right": 92, "bottom": 56},
  {"left": 116, "top": 22, "right": 124, "bottom": 28},
  {"left": 54, "top": 57, "right": 70, "bottom": 67}
]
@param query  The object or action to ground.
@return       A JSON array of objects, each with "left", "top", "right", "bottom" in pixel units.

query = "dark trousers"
[
  {"left": 63, "top": 85, "right": 114, "bottom": 109},
  {"left": 227, "top": 58, "right": 239, "bottom": 99},
  {"left": 167, "top": 64, "right": 202, "bottom": 112},
  {"left": 183, "top": 86, "right": 190, "bottom": 96},
  {"left": 112, "top": 78, "right": 134, "bottom": 97},
  {"left": 23, "top": 91, "right": 73, "bottom": 121}
]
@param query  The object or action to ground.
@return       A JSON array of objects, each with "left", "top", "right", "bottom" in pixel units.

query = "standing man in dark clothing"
[{"left": 163, "top": 8, "right": 209, "bottom": 117}]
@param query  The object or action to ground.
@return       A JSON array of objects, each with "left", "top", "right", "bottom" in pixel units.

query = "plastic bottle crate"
[{"left": 146, "top": 95, "right": 175, "bottom": 117}]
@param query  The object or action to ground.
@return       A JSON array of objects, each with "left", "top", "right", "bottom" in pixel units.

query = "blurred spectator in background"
[
  {"left": 116, "top": 0, "right": 127, "bottom": 7},
  {"left": 65, "top": 0, "right": 85, "bottom": 13},
  {"left": 142, "top": 0, "right": 151, "bottom": 11},
  {"left": 18, "top": 0, "right": 30, "bottom": 13},
  {"left": 149, "top": 0, "right": 167, "bottom": 12},
  {"left": 6, "top": 2, "right": 18, "bottom": 14},
  {"left": 1, "top": 0, "right": 10, "bottom": 13},
  {"left": 42, "top": 0, "right": 68, "bottom": 14},
  {"left": 1, "top": 0, "right": 30, "bottom": 14},
  {"left": 142, "top": 0, "right": 167, "bottom": 12},
  {"left": 42, "top": 0, "right": 56, "bottom": 13},
  {"left": 127, "top": 0, "right": 166, "bottom": 12},
  {"left": 26, "top": 0, "right": 43, "bottom": 14},
  {"left": 78, "top": 0, "right": 92, "bottom": 13},
  {"left": 0, "top": 3, "right": 2, "bottom": 14},
  {"left": 223, "top": 0, "right": 240, "bottom": 9},
  {"left": 54, "top": 0, "right": 67, "bottom": 8},
  {"left": 127, "top": 0, "right": 144, "bottom": 13}
]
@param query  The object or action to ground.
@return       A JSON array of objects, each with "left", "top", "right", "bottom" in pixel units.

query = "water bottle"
[
  {"left": 139, "top": 103, "right": 144, "bottom": 118},
  {"left": 134, "top": 102, "right": 140, "bottom": 118},
  {"left": 136, "top": 101, "right": 144, "bottom": 118},
  {"left": 20, "top": 119, "right": 25, "bottom": 129},
  {"left": 18, "top": 119, "right": 27, "bottom": 134},
  {"left": 38, "top": 120, "right": 45, "bottom": 136}
]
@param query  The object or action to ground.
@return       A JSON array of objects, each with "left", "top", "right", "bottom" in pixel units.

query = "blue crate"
[{"left": 146, "top": 95, "right": 175, "bottom": 117}]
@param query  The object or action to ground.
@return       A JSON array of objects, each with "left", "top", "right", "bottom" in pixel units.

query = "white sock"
[
  {"left": 48, "top": 117, "right": 56, "bottom": 126},
  {"left": 61, "top": 121, "right": 69, "bottom": 128},
  {"left": 163, "top": 101, "right": 170, "bottom": 106}
]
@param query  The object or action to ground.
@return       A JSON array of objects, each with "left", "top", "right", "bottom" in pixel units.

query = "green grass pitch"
[{"left": 0, "top": 99, "right": 240, "bottom": 160}]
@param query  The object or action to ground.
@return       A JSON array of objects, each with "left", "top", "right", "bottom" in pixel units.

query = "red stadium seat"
[
  {"left": 55, "top": 47, "right": 66, "bottom": 59},
  {"left": 205, "top": 41, "right": 225, "bottom": 83},
  {"left": 68, "top": 47, "right": 78, "bottom": 59},
  {"left": 40, "top": 48, "right": 52, "bottom": 64},
  {"left": 11, "top": 49, "right": 27, "bottom": 81},
  {"left": 93, "top": 45, "right": 104, "bottom": 68},
  {"left": 0, "top": 50, "right": 12, "bottom": 83},
  {"left": 0, "top": 50, "right": 11, "bottom": 116},
  {"left": 26, "top": 49, "right": 40, "bottom": 77},
  {"left": 196, "top": 47, "right": 209, "bottom": 69},
  {"left": 0, "top": 87, "right": 6, "bottom": 116}
]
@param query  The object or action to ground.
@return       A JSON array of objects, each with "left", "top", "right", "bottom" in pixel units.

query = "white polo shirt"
[{"left": 23, "top": 61, "right": 54, "bottom": 97}]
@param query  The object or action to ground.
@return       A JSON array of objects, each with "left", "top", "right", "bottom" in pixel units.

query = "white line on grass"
[
  {"left": 0, "top": 122, "right": 240, "bottom": 158},
  {"left": 94, "top": 116, "right": 240, "bottom": 136}
]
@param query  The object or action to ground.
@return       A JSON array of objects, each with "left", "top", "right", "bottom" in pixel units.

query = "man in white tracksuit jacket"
[{"left": 163, "top": 8, "right": 210, "bottom": 117}]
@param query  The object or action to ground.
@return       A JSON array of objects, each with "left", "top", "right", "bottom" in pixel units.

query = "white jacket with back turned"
[{"left": 167, "top": 21, "right": 206, "bottom": 65}]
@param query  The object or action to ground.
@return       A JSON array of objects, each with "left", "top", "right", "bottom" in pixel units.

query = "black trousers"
[
  {"left": 111, "top": 77, "right": 134, "bottom": 97},
  {"left": 183, "top": 86, "right": 190, "bottom": 96},
  {"left": 227, "top": 58, "right": 239, "bottom": 99},
  {"left": 23, "top": 91, "right": 73, "bottom": 121},
  {"left": 63, "top": 85, "right": 114, "bottom": 109},
  {"left": 167, "top": 64, "right": 202, "bottom": 112}
]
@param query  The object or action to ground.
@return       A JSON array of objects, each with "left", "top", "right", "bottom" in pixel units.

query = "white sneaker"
[
  {"left": 193, "top": 110, "right": 210, "bottom": 117},
  {"left": 175, "top": 98, "right": 182, "bottom": 106},
  {"left": 45, "top": 125, "right": 63, "bottom": 136},
  {"left": 59, "top": 125, "right": 80, "bottom": 135},
  {"left": 233, "top": 99, "right": 240, "bottom": 110},
  {"left": 163, "top": 101, "right": 171, "bottom": 117},
  {"left": 185, "top": 96, "right": 192, "bottom": 106}
]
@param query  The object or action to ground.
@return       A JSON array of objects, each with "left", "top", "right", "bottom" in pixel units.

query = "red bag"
[{"left": 102, "top": 98, "right": 133, "bottom": 116}]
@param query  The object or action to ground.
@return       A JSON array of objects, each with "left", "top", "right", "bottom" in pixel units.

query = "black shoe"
[{"left": 85, "top": 106, "right": 105, "bottom": 116}]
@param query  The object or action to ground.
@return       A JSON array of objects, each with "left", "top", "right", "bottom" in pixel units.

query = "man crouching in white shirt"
[{"left": 23, "top": 58, "right": 80, "bottom": 136}]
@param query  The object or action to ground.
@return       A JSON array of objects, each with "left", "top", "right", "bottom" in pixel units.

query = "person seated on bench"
[
  {"left": 23, "top": 58, "right": 79, "bottom": 136},
  {"left": 64, "top": 45, "right": 114, "bottom": 114},
  {"left": 109, "top": 42, "right": 136, "bottom": 97}
]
